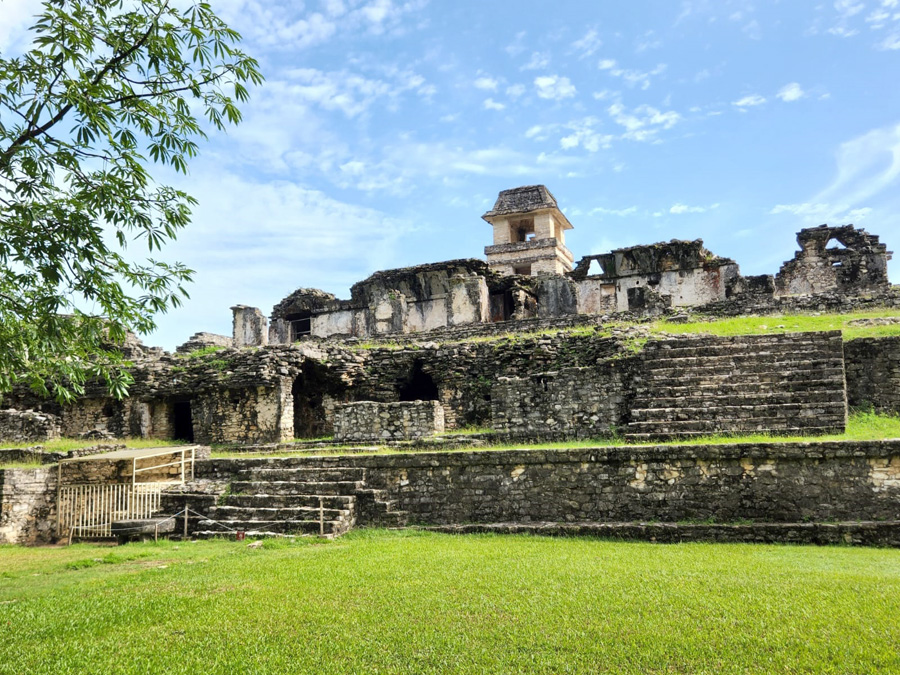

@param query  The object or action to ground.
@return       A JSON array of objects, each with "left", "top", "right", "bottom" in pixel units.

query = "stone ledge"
[{"left": 420, "top": 521, "right": 900, "bottom": 547}]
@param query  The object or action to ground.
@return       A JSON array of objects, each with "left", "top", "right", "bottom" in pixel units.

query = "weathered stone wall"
[
  {"left": 491, "top": 363, "right": 632, "bottom": 439},
  {"left": 196, "top": 440, "right": 900, "bottom": 528},
  {"left": 775, "top": 225, "right": 892, "bottom": 296},
  {"left": 0, "top": 409, "right": 61, "bottom": 443},
  {"left": 176, "top": 332, "right": 232, "bottom": 354},
  {"left": 333, "top": 401, "right": 445, "bottom": 442},
  {"left": 625, "top": 331, "right": 848, "bottom": 439},
  {"left": 232, "top": 305, "right": 268, "bottom": 347},
  {"left": 0, "top": 467, "right": 56, "bottom": 544},
  {"left": 845, "top": 336, "right": 900, "bottom": 413},
  {"left": 192, "top": 383, "right": 291, "bottom": 445},
  {"left": 59, "top": 398, "right": 128, "bottom": 438}
]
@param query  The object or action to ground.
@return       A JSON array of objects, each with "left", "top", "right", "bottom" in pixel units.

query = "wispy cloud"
[
  {"left": 483, "top": 98, "right": 506, "bottom": 111},
  {"left": 670, "top": 202, "right": 719, "bottom": 214},
  {"left": 522, "top": 52, "right": 551, "bottom": 70},
  {"left": 572, "top": 28, "right": 603, "bottom": 59},
  {"left": 732, "top": 94, "right": 766, "bottom": 108},
  {"left": 608, "top": 103, "right": 682, "bottom": 141},
  {"left": 474, "top": 76, "right": 499, "bottom": 91},
  {"left": 534, "top": 75, "right": 577, "bottom": 99},
  {"left": 776, "top": 82, "right": 806, "bottom": 102},
  {"left": 769, "top": 121, "right": 900, "bottom": 223},
  {"left": 598, "top": 59, "right": 667, "bottom": 90}
]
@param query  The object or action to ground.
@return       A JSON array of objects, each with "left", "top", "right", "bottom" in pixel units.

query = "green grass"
[
  {"left": 0, "top": 531, "right": 898, "bottom": 674},
  {"left": 211, "top": 410, "right": 900, "bottom": 459},
  {"left": 652, "top": 309, "right": 900, "bottom": 340},
  {"left": 0, "top": 437, "right": 185, "bottom": 452}
]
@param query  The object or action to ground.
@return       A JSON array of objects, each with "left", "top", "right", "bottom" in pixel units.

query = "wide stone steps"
[
  {"left": 195, "top": 519, "right": 349, "bottom": 536},
  {"left": 625, "top": 417, "right": 840, "bottom": 436},
  {"left": 628, "top": 402, "right": 846, "bottom": 423},
  {"left": 229, "top": 480, "right": 364, "bottom": 496},
  {"left": 633, "top": 390, "right": 845, "bottom": 409},
  {"left": 192, "top": 465, "right": 407, "bottom": 539},
  {"left": 206, "top": 505, "right": 350, "bottom": 521},
  {"left": 632, "top": 379, "right": 844, "bottom": 397},
  {"left": 234, "top": 467, "right": 366, "bottom": 482},
  {"left": 635, "top": 364, "right": 843, "bottom": 382},
  {"left": 222, "top": 493, "right": 355, "bottom": 510},
  {"left": 641, "top": 350, "right": 841, "bottom": 368}
]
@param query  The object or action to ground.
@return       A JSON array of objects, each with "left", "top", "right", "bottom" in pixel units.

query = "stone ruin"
[{"left": 0, "top": 184, "right": 899, "bottom": 546}]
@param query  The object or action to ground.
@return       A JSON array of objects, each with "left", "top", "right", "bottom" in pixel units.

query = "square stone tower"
[{"left": 482, "top": 185, "right": 574, "bottom": 275}]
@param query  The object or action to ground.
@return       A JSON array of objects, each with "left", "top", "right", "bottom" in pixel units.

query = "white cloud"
[
  {"left": 483, "top": 98, "right": 506, "bottom": 111},
  {"left": 525, "top": 125, "right": 545, "bottom": 139},
  {"left": 522, "top": 52, "right": 551, "bottom": 70},
  {"left": 0, "top": 0, "right": 41, "bottom": 54},
  {"left": 474, "top": 76, "right": 499, "bottom": 91},
  {"left": 572, "top": 29, "right": 603, "bottom": 58},
  {"left": 599, "top": 61, "right": 667, "bottom": 90},
  {"left": 147, "top": 168, "right": 417, "bottom": 349},
  {"left": 589, "top": 206, "right": 639, "bottom": 217},
  {"left": 776, "top": 83, "right": 806, "bottom": 102},
  {"left": 558, "top": 118, "right": 614, "bottom": 152},
  {"left": 534, "top": 75, "right": 577, "bottom": 99},
  {"left": 732, "top": 94, "right": 766, "bottom": 107},
  {"left": 506, "top": 84, "right": 526, "bottom": 99},
  {"left": 506, "top": 31, "right": 527, "bottom": 56},
  {"left": 670, "top": 202, "right": 720, "bottom": 214},
  {"left": 607, "top": 103, "right": 682, "bottom": 141}
]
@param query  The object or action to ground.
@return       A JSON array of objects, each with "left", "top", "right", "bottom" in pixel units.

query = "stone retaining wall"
[
  {"left": 0, "top": 409, "right": 61, "bottom": 443},
  {"left": 197, "top": 440, "right": 900, "bottom": 530},
  {"left": 0, "top": 467, "right": 57, "bottom": 544},
  {"left": 845, "top": 336, "right": 900, "bottom": 414},
  {"left": 333, "top": 401, "right": 445, "bottom": 442}
]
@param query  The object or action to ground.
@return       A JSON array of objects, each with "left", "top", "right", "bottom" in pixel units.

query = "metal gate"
[
  {"left": 56, "top": 446, "right": 197, "bottom": 539},
  {"left": 57, "top": 483, "right": 170, "bottom": 538}
]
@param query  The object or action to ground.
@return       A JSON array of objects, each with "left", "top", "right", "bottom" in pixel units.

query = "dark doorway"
[
  {"left": 398, "top": 361, "right": 439, "bottom": 401},
  {"left": 292, "top": 361, "right": 334, "bottom": 439},
  {"left": 172, "top": 401, "right": 194, "bottom": 442}
]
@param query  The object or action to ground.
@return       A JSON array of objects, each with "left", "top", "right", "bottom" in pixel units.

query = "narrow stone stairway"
[
  {"left": 625, "top": 331, "right": 848, "bottom": 440},
  {"left": 194, "top": 464, "right": 406, "bottom": 539}
]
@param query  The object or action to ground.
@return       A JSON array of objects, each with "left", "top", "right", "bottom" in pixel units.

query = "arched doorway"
[{"left": 398, "top": 361, "right": 439, "bottom": 401}]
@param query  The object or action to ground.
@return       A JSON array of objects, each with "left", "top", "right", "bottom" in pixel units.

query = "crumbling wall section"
[
  {"left": 333, "top": 401, "right": 445, "bottom": 442},
  {"left": 191, "top": 383, "right": 291, "bottom": 445},
  {"left": 775, "top": 225, "right": 893, "bottom": 296},
  {"left": 491, "top": 362, "right": 634, "bottom": 439},
  {"left": 0, "top": 467, "right": 57, "bottom": 544},
  {"left": 845, "top": 336, "right": 900, "bottom": 414},
  {"left": 0, "top": 409, "right": 61, "bottom": 443}
]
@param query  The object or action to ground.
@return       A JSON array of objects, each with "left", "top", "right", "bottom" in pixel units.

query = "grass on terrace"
[
  {"left": 210, "top": 410, "right": 900, "bottom": 459},
  {"left": 0, "top": 531, "right": 898, "bottom": 674},
  {"left": 651, "top": 308, "right": 900, "bottom": 340}
]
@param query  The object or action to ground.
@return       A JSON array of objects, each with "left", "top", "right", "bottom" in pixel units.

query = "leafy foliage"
[{"left": 0, "top": 0, "right": 262, "bottom": 402}]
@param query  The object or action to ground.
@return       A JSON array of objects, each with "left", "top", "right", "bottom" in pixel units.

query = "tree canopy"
[{"left": 0, "top": 0, "right": 263, "bottom": 402}]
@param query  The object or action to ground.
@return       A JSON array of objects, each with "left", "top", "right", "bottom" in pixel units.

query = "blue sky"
[{"left": 3, "top": 0, "right": 900, "bottom": 349}]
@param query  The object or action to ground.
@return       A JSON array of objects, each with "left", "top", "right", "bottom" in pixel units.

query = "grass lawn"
[
  {"left": 0, "top": 531, "right": 898, "bottom": 674},
  {"left": 651, "top": 308, "right": 900, "bottom": 340},
  {"left": 211, "top": 409, "right": 900, "bottom": 458}
]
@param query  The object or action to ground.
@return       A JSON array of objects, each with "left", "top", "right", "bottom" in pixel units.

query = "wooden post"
[
  {"left": 319, "top": 497, "right": 324, "bottom": 536},
  {"left": 183, "top": 504, "right": 189, "bottom": 539}
]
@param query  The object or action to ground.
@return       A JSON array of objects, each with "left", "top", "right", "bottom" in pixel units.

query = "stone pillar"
[{"left": 231, "top": 305, "right": 268, "bottom": 347}]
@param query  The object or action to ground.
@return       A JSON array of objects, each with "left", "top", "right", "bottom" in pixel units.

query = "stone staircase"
[
  {"left": 624, "top": 331, "right": 847, "bottom": 440},
  {"left": 194, "top": 463, "right": 406, "bottom": 539}
]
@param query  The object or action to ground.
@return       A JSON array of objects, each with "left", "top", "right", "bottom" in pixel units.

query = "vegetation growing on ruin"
[
  {"left": 1, "top": 531, "right": 898, "bottom": 674},
  {"left": 652, "top": 309, "right": 900, "bottom": 340},
  {"left": 209, "top": 410, "right": 900, "bottom": 459},
  {"left": 175, "top": 346, "right": 228, "bottom": 359}
]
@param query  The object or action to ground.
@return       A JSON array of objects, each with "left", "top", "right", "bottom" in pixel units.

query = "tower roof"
[{"left": 482, "top": 185, "right": 559, "bottom": 220}]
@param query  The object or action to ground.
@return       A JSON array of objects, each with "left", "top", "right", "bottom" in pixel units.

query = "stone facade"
[
  {"left": 333, "top": 401, "right": 445, "bottom": 442},
  {"left": 845, "top": 336, "right": 900, "bottom": 413},
  {"left": 491, "top": 363, "right": 631, "bottom": 439},
  {"left": 775, "top": 225, "right": 892, "bottom": 296},
  {"left": 188, "top": 439, "right": 900, "bottom": 542},
  {"left": 232, "top": 305, "right": 268, "bottom": 347},
  {"left": 0, "top": 409, "right": 61, "bottom": 443},
  {"left": 0, "top": 467, "right": 56, "bottom": 544},
  {"left": 176, "top": 332, "right": 232, "bottom": 354}
]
